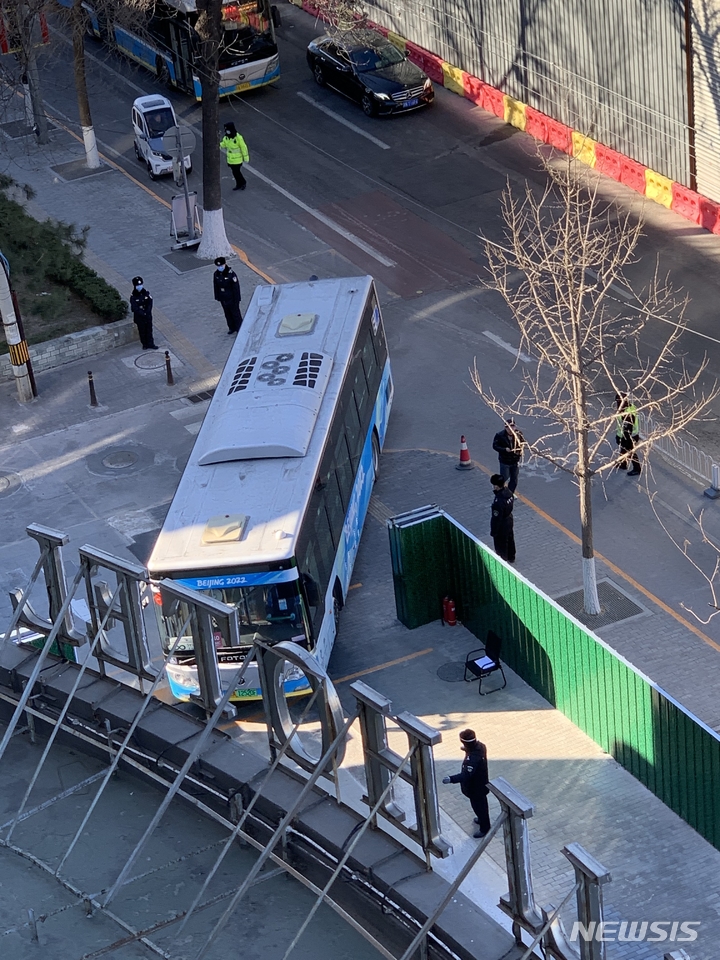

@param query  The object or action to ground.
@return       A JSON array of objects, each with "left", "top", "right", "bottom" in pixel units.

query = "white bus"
[{"left": 148, "top": 276, "right": 392, "bottom": 701}]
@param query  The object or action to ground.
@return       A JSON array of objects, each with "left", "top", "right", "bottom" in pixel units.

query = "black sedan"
[{"left": 306, "top": 29, "right": 434, "bottom": 117}]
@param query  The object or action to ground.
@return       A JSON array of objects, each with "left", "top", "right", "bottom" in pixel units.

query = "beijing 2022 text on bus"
[
  {"left": 148, "top": 276, "right": 392, "bottom": 701},
  {"left": 81, "top": 0, "right": 280, "bottom": 98}
]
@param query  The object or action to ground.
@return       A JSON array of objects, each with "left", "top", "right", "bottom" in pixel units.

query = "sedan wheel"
[
  {"left": 362, "top": 91, "right": 377, "bottom": 117},
  {"left": 313, "top": 61, "right": 326, "bottom": 86},
  {"left": 147, "top": 162, "right": 157, "bottom": 182},
  {"left": 134, "top": 142, "right": 143, "bottom": 162}
]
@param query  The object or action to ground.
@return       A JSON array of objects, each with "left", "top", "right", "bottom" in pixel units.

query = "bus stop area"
[{"left": 2, "top": 111, "right": 720, "bottom": 959}]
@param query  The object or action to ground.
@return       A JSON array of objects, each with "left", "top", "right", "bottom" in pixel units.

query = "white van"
[{"left": 132, "top": 95, "right": 192, "bottom": 181}]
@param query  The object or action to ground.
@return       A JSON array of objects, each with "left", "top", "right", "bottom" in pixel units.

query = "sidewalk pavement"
[{"left": 2, "top": 117, "right": 720, "bottom": 959}]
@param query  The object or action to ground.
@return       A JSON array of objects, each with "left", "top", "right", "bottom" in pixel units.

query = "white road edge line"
[
  {"left": 483, "top": 330, "right": 534, "bottom": 363},
  {"left": 245, "top": 164, "right": 396, "bottom": 267},
  {"left": 296, "top": 92, "right": 391, "bottom": 150}
]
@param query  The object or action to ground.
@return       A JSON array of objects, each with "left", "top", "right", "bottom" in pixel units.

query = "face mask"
[
  {"left": 216, "top": 267, "right": 224, "bottom": 272},
  {"left": 135, "top": 284, "right": 143, "bottom": 290}
]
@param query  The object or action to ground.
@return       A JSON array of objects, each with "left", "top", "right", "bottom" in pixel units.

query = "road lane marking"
[
  {"left": 296, "top": 92, "right": 391, "bottom": 149},
  {"left": 585, "top": 267, "right": 634, "bottom": 300},
  {"left": 483, "top": 330, "right": 533, "bottom": 362},
  {"left": 333, "top": 648, "right": 434, "bottom": 685},
  {"left": 245, "top": 164, "right": 396, "bottom": 267}
]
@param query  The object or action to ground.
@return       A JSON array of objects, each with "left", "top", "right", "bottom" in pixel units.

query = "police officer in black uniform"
[
  {"left": 442, "top": 729, "right": 491, "bottom": 838},
  {"left": 213, "top": 257, "right": 242, "bottom": 335},
  {"left": 129, "top": 277, "right": 157, "bottom": 350},
  {"left": 490, "top": 473, "right": 516, "bottom": 564}
]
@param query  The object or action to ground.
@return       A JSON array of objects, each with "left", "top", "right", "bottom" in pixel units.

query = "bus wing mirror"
[{"left": 271, "top": 5, "right": 282, "bottom": 28}]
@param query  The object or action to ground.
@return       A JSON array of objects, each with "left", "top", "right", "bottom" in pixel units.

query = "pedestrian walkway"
[{"left": 338, "top": 477, "right": 720, "bottom": 959}]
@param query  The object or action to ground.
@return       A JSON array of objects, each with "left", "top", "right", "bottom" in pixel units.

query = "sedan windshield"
[{"left": 349, "top": 41, "right": 405, "bottom": 72}]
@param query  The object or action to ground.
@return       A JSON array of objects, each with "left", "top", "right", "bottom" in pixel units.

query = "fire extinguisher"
[{"left": 442, "top": 596, "right": 457, "bottom": 626}]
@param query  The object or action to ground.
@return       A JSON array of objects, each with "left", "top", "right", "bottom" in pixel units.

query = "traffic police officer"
[
  {"left": 490, "top": 473, "right": 516, "bottom": 563},
  {"left": 129, "top": 277, "right": 158, "bottom": 350},
  {"left": 442, "top": 729, "right": 491, "bottom": 838},
  {"left": 219, "top": 122, "right": 249, "bottom": 190},
  {"left": 213, "top": 257, "right": 242, "bottom": 334},
  {"left": 615, "top": 393, "right": 641, "bottom": 476}
]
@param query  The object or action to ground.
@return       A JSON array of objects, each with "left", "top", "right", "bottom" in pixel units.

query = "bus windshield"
[
  {"left": 162, "top": 580, "right": 308, "bottom": 656},
  {"left": 217, "top": 1, "right": 275, "bottom": 66}
]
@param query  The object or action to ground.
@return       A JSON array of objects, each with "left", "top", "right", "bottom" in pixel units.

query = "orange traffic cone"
[{"left": 456, "top": 435, "right": 473, "bottom": 470}]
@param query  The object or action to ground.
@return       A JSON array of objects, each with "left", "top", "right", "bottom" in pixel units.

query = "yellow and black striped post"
[{"left": 0, "top": 253, "right": 36, "bottom": 401}]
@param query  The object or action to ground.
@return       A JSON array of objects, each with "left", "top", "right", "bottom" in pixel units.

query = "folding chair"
[{"left": 463, "top": 630, "right": 507, "bottom": 695}]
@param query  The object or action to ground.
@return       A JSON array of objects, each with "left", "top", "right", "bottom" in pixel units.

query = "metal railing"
[{"left": 640, "top": 414, "right": 720, "bottom": 498}]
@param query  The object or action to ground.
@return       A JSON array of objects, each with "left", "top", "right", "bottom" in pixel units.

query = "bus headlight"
[{"left": 264, "top": 56, "right": 279, "bottom": 77}]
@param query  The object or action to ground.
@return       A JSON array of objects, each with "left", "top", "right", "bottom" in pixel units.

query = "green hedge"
[{"left": 0, "top": 177, "right": 127, "bottom": 323}]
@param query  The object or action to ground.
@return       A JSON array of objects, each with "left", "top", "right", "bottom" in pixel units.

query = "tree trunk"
[
  {"left": 578, "top": 444, "right": 601, "bottom": 616},
  {"left": 72, "top": 0, "right": 101, "bottom": 169},
  {"left": 25, "top": 41, "right": 48, "bottom": 144},
  {"left": 195, "top": 0, "right": 232, "bottom": 260}
]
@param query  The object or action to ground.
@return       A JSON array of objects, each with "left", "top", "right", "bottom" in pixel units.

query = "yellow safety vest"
[
  {"left": 220, "top": 133, "right": 249, "bottom": 165},
  {"left": 616, "top": 403, "right": 639, "bottom": 438}
]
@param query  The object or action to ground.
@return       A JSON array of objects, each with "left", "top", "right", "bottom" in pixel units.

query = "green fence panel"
[{"left": 388, "top": 507, "right": 720, "bottom": 850}]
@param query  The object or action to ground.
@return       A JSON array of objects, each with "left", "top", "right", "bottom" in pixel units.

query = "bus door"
[{"left": 168, "top": 21, "right": 194, "bottom": 92}]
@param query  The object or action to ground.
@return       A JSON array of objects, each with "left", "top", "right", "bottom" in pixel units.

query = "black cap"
[
  {"left": 491, "top": 474, "right": 505, "bottom": 487},
  {"left": 132, "top": 276, "right": 143, "bottom": 286},
  {"left": 214, "top": 257, "right": 226, "bottom": 267},
  {"left": 459, "top": 729, "right": 477, "bottom": 745}
]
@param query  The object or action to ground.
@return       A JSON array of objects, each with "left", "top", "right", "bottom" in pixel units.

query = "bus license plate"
[{"left": 403, "top": 98, "right": 419, "bottom": 108}]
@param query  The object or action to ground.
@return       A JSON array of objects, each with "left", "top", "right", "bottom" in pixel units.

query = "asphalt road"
[{"left": 14, "top": 2, "right": 720, "bottom": 655}]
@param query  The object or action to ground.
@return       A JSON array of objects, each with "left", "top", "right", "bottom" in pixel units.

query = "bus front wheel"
[{"left": 371, "top": 431, "right": 380, "bottom": 482}]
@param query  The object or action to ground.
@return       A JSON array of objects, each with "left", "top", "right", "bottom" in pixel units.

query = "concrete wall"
[{"left": 0, "top": 319, "right": 136, "bottom": 383}]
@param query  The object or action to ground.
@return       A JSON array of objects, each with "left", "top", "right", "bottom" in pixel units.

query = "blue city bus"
[
  {"left": 81, "top": 0, "right": 279, "bottom": 98},
  {"left": 148, "top": 277, "right": 392, "bottom": 701}
]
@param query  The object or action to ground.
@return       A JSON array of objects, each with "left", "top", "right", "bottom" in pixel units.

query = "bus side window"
[
  {"left": 361, "top": 326, "right": 381, "bottom": 396},
  {"left": 343, "top": 387, "right": 363, "bottom": 464},
  {"left": 352, "top": 362, "right": 371, "bottom": 426},
  {"left": 334, "top": 428, "right": 354, "bottom": 510}
]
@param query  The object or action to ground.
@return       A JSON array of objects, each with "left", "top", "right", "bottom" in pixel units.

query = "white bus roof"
[{"left": 148, "top": 276, "right": 375, "bottom": 576}]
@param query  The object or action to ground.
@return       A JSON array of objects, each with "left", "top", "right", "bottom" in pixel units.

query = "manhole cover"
[
  {"left": 436, "top": 661, "right": 466, "bottom": 682},
  {"left": 86, "top": 444, "right": 152, "bottom": 477},
  {"left": 102, "top": 451, "right": 139, "bottom": 469},
  {"left": 0, "top": 472, "right": 22, "bottom": 497},
  {"left": 134, "top": 352, "right": 166, "bottom": 370},
  {"left": 555, "top": 579, "right": 646, "bottom": 628}
]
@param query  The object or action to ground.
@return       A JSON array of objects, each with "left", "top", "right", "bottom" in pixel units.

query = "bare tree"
[
  {"left": 309, "top": 0, "right": 367, "bottom": 33},
  {"left": 2, "top": 0, "right": 49, "bottom": 142},
  {"left": 50, "top": 0, "right": 154, "bottom": 169},
  {"left": 195, "top": 0, "right": 232, "bottom": 260},
  {"left": 473, "top": 156, "right": 718, "bottom": 615}
]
